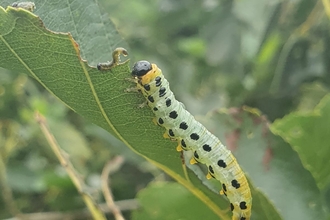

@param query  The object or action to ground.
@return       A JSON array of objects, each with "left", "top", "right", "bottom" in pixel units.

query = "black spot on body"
[
  {"left": 208, "top": 166, "right": 214, "bottom": 174},
  {"left": 158, "top": 118, "right": 164, "bottom": 125},
  {"left": 202, "top": 144, "right": 211, "bottom": 152},
  {"left": 181, "top": 139, "right": 186, "bottom": 148},
  {"left": 240, "top": 217, "right": 246, "bottom": 220},
  {"left": 190, "top": 133, "right": 199, "bottom": 140},
  {"left": 169, "top": 111, "right": 178, "bottom": 119},
  {"left": 231, "top": 179, "right": 240, "bottom": 189},
  {"left": 159, "top": 87, "right": 166, "bottom": 97},
  {"left": 217, "top": 159, "right": 227, "bottom": 168},
  {"left": 230, "top": 203, "right": 234, "bottom": 211},
  {"left": 194, "top": 151, "right": 199, "bottom": 159},
  {"left": 153, "top": 107, "right": 158, "bottom": 111},
  {"left": 148, "top": 95, "right": 154, "bottom": 103},
  {"left": 240, "top": 201, "right": 247, "bottom": 210},
  {"left": 155, "top": 76, "right": 162, "bottom": 87},
  {"left": 166, "top": 98, "right": 172, "bottom": 107},
  {"left": 168, "top": 129, "right": 174, "bottom": 137},
  {"left": 179, "top": 122, "right": 188, "bottom": 130},
  {"left": 144, "top": 84, "right": 150, "bottom": 91},
  {"left": 222, "top": 184, "right": 227, "bottom": 192}
]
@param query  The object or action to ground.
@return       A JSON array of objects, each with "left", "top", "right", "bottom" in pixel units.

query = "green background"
[{"left": 0, "top": 0, "right": 330, "bottom": 219}]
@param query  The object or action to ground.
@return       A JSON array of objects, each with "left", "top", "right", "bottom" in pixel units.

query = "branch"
[
  {"left": 35, "top": 112, "right": 106, "bottom": 220},
  {"left": 0, "top": 122, "right": 21, "bottom": 217},
  {"left": 101, "top": 156, "right": 125, "bottom": 220}
]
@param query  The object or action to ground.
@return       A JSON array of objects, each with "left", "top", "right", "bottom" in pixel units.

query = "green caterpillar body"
[
  {"left": 97, "top": 48, "right": 252, "bottom": 219},
  {"left": 131, "top": 61, "right": 252, "bottom": 220}
]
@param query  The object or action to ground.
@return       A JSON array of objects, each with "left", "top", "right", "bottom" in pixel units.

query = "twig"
[
  {"left": 101, "top": 156, "right": 126, "bottom": 220},
  {"left": 0, "top": 153, "right": 22, "bottom": 217},
  {"left": 35, "top": 112, "right": 106, "bottom": 220},
  {"left": 0, "top": 122, "right": 22, "bottom": 218}
]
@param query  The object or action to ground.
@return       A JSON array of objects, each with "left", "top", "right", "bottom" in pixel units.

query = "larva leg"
[
  {"left": 125, "top": 77, "right": 137, "bottom": 83},
  {"left": 124, "top": 87, "right": 148, "bottom": 108},
  {"left": 206, "top": 172, "right": 213, "bottom": 180},
  {"left": 152, "top": 118, "right": 158, "bottom": 125},
  {"left": 97, "top": 47, "right": 128, "bottom": 70},
  {"left": 138, "top": 101, "right": 148, "bottom": 108},
  {"left": 124, "top": 87, "right": 147, "bottom": 108},
  {"left": 190, "top": 157, "right": 198, "bottom": 165},
  {"left": 124, "top": 87, "right": 140, "bottom": 93},
  {"left": 124, "top": 89, "right": 147, "bottom": 107},
  {"left": 163, "top": 132, "right": 178, "bottom": 141},
  {"left": 163, "top": 132, "right": 170, "bottom": 139},
  {"left": 177, "top": 139, "right": 189, "bottom": 152},
  {"left": 220, "top": 189, "right": 226, "bottom": 196},
  {"left": 176, "top": 141, "right": 183, "bottom": 152}
]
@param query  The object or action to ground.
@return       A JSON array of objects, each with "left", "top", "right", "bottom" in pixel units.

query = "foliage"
[{"left": 0, "top": 0, "right": 330, "bottom": 220}]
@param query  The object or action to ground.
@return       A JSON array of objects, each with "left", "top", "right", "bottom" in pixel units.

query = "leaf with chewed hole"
[
  {"left": 0, "top": 5, "right": 230, "bottom": 219},
  {"left": 0, "top": 4, "right": 289, "bottom": 220}
]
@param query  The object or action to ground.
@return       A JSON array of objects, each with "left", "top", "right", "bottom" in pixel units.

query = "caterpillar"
[
  {"left": 98, "top": 48, "right": 252, "bottom": 220},
  {"left": 11, "top": 2, "right": 36, "bottom": 12}
]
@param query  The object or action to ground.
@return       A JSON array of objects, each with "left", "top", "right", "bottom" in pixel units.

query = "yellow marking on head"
[{"left": 139, "top": 64, "right": 162, "bottom": 85}]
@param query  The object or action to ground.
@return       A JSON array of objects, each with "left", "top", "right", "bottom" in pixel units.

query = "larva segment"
[{"left": 130, "top": 61, "right": 252, "bottom": 220}]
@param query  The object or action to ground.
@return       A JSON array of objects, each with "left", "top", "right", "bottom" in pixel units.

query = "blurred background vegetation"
[{"left": 1, "top": 0, "right": 330, "bottom": 219}]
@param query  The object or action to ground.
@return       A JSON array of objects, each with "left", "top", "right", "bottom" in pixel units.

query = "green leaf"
[
  {"left": 134, "top": 180, "right": 283, "bottom": 220},
  {"left": 0, "top": 5, "right": 230, "bottom": 219},
  {"left": 296, "top": 82, "right": 329, "bottom": 112},
  {"left": 271, "top": 94, "right": 330, "bottom": 191},
  {"left": 3, "top": 3, "right": 322, "bottom": 220},
  {"left": 132, "top": 182, "right": 222, "bottom": 220}
]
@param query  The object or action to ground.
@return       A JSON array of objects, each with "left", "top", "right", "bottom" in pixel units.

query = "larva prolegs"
[{"left": 190, "top": 157, "right": 198, "bottom": 165}]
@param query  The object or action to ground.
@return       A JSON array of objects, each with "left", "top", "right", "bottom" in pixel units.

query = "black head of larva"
[{"left": 132, "top": 61, "right": 152, "bottom": 77}]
